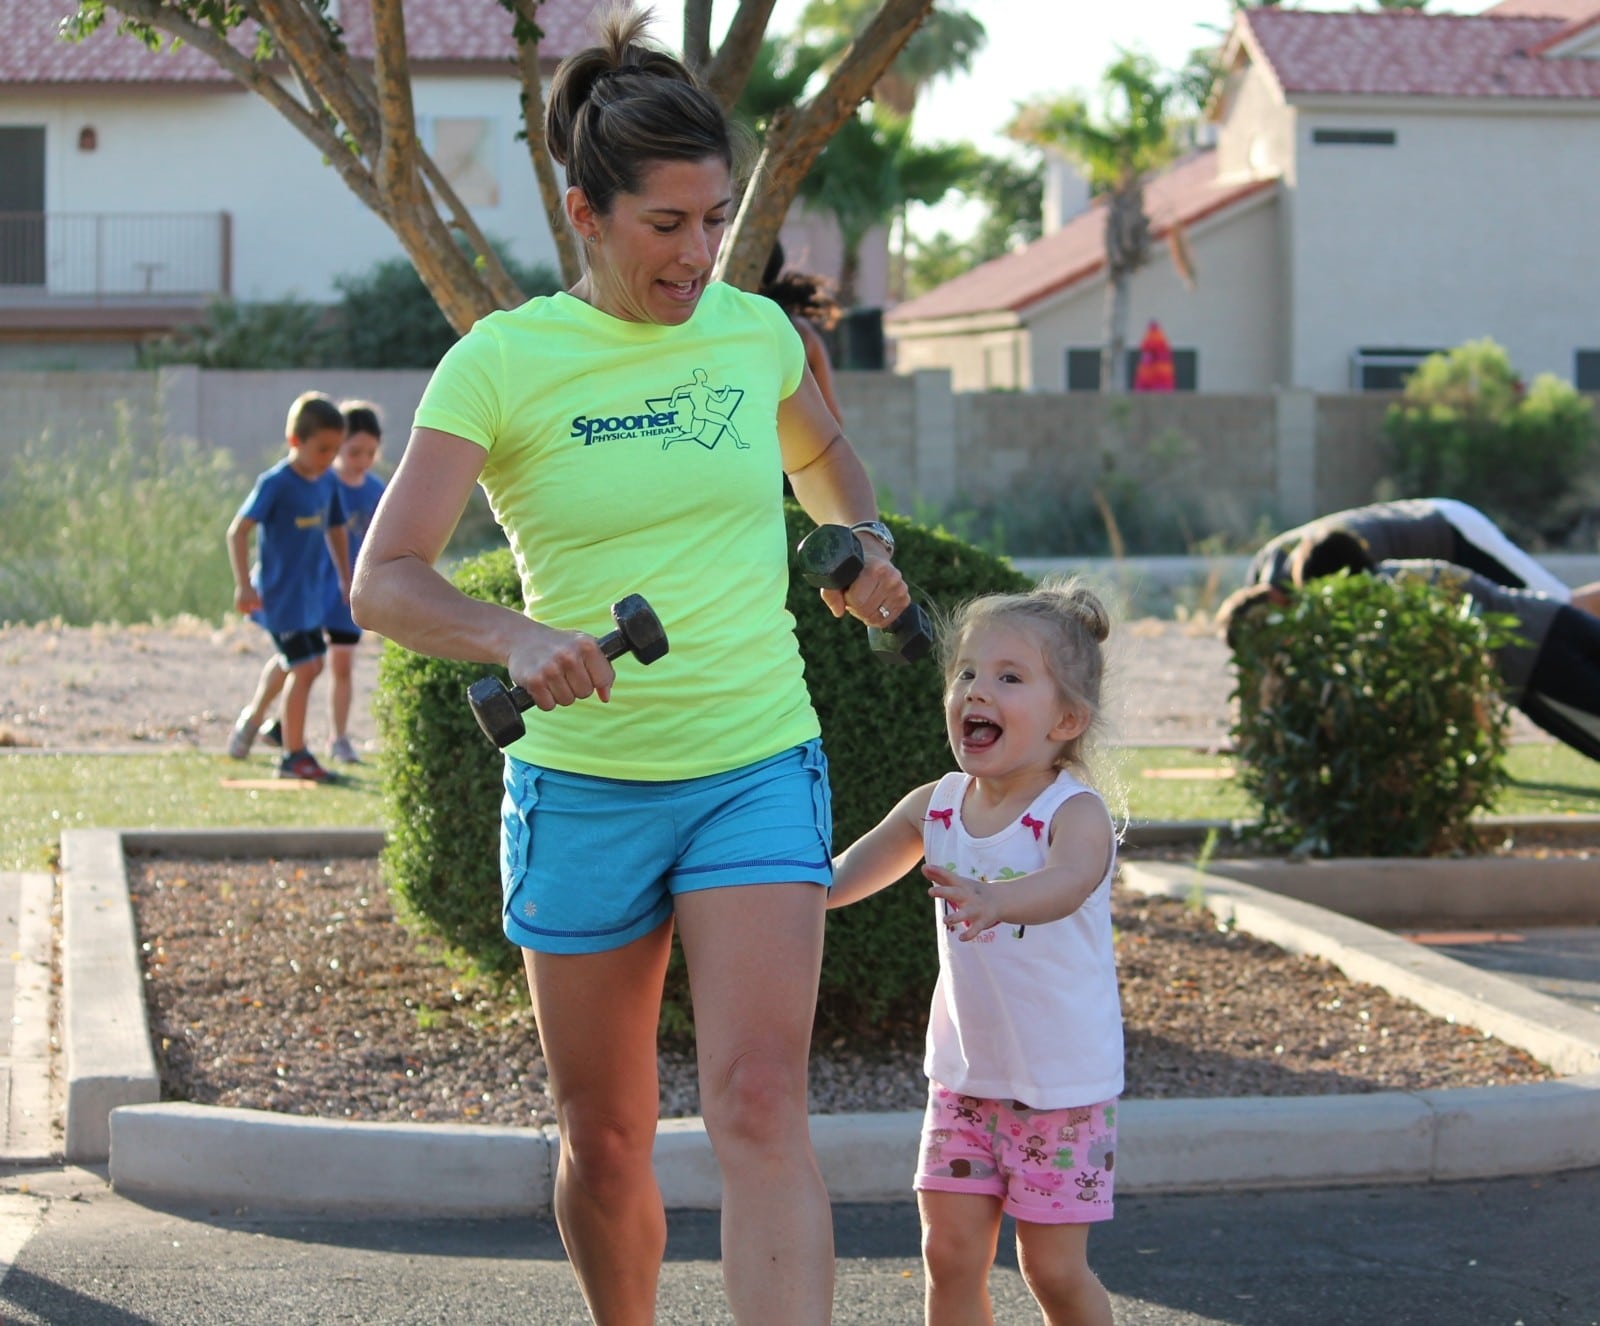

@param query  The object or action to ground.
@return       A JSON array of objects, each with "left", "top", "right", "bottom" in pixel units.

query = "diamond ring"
[{"left": 877, "top": 605, "right": 891, "bottom": 620}]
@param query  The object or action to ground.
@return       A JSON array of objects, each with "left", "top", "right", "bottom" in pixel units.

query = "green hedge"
[
  {"left": 1229, "top": 572, "right": 1515, "bottom": 857},
  {"left": 375, "top": 505, "right": 1030, "bottom": 1037}
]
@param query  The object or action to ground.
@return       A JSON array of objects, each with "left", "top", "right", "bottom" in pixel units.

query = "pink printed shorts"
[{"left": 914, "top": 1082, "right": 1118, "bottom": 1224}]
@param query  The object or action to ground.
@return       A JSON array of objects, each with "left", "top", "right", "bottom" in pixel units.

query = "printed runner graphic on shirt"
[{"left": 569, "top": 368, "right": 746, "bottom": 452}]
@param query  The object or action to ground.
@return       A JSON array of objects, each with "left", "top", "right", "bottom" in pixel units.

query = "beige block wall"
[{"left": 1, "top": 368, "right": 1409, "bottom": 547}]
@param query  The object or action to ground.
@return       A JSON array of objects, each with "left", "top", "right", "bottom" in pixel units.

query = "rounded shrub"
[
  {"left": 374, "top": 506, "right": 1030, "bottom": 1034},
  {"left": 1228, "top": 572, "right": 1515, "bottom": 858},
  {"left": 1382, "top": 338, "right": 1597, "bottom": 545}
]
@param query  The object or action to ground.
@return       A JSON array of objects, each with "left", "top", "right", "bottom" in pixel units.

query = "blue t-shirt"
[
  {"left": 238, "top": 458, "right": 347, "bottom": 636},
  {"left": 323, "top": 471, "right": 386, "bottom": 634}
]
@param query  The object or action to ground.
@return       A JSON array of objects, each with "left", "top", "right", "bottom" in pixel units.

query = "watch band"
[{"left": 849, "top": 520, "right": 896, "bottom": 558}]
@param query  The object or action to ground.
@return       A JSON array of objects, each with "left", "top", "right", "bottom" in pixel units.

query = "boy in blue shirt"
[{"left": 225, "top": 391, "right": 351, "bottom": 782}]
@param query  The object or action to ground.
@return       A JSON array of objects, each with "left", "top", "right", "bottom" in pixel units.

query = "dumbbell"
[
  {"left": 795, "top": 525, "right": 932, "bottom": 664},
  {"left": 467, "top": 593, "right": 669, "bottom": 748}
]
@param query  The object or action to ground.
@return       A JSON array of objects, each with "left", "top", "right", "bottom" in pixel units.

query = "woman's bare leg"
[
  {"left": 522, "top": 920, "right": 674, "bottom": 1326},
  {"left": 674, "top": 883, "right": 833, "bottom": 1324}
]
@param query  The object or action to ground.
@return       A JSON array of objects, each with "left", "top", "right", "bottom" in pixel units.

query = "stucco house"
[
  {"left": 887, "top": 0, "right": 1600, "bottom": 395},
  {"left": 0, "top": 0, "right": 883, "bottom": 368}
]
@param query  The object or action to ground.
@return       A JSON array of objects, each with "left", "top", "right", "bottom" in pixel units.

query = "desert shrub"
[
  {"left": 333, "top": 243, "right": 560, "bottom": 369},
  {"left": 0, "top": 419, "right": 240, "bottom": 624},
  {"left": 1382, "top": 338, "right": 1597, "bottom": 545},
  {"left": 1228, "top": 572, "right": 1515, "bottom": 857},
  {"left": 137, "top": 295, "right": 340, "bottom": 369},
  {"left": 375, "top": 506, "right": 1030, "bottom": 1036}
]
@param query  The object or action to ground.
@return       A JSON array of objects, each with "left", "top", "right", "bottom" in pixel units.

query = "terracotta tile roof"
[
  {"left": 0, "top": 0, "right": 598, "bottom": 84},
  {"left": 887, "top": 150, "right": 1274, "bottom": 326},
  {"left": 1239, "top": 7, "right": 1600, "bottom": 102}
]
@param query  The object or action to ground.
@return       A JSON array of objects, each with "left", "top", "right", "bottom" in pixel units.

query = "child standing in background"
[
  {"left": 320, "top": 401, "right": 385, "bottom": 764},
  {"left": 226, "top": 391, "right": 350, "bottom": 783},
  {"left": 829, "top": 579, "right": 1122, "bottom": 1326}
]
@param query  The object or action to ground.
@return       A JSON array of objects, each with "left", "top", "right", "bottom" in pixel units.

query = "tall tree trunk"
[
  {"left": 1099, "top": 180, "right": 1150, "bottom": 394},
  {"left": 838, "top": 240, "right": 862, "bottom": 310}
]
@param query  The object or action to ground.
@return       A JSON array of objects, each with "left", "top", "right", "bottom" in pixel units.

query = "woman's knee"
[
  {"left": 557, "top": 1106, "right": 657, "bottom": 1189},
  {"left": 699, "top": 1045, "right": 808, "bottom": 1144}
]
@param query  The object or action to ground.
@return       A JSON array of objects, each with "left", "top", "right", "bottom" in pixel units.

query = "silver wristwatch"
[{"left": 849, "top": 520, "right": 896, "bottom": 558}]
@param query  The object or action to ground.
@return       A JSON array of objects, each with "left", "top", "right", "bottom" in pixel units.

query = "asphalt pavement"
[{"left": 0, "top": 1164, "right": 1596, "bottom": 1324}]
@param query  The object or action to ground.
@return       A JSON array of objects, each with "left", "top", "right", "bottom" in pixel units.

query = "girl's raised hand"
[{"left": 924, "top": 863, "right": 1001, "bottom": 940}]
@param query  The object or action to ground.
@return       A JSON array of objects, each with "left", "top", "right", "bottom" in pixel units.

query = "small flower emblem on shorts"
[{"left": 523, "top": 902, "right": 537, "bottom": 917}]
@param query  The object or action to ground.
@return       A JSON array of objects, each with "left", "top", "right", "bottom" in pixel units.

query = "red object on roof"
[
  {"left": 1239, "top": 7, "right": 1600, "bottom": 102},
  {"left": 888, "top": 150, "right": 1275, "bottom": 325},
  {"left": 1132, "top": 320, "right": 1175, "bottom": 393},
  {"left": 0, "top": 0, "right": 598, "bottom": 84}
]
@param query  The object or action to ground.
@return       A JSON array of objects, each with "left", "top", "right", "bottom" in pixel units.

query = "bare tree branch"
[
  {"left": 253, "top": 0, "right": 380, "bottom": 158},
  {"left": 507, "top": 0, "right": 580, "bottom": 287},
  {"left": 717, "top": 0, "right": 934, "bottom": 290},
  {"left": 681, "top": 0, "right": 713, "bottom": 75},
  {"left": 106, "top": 0, "right": 384, "bottom": 214},
  {"left": 368, "top": 0, "right": 420, "bottom": 212},
  {"left": 704, "top": 0, "right": 777, "bottom": 110}
]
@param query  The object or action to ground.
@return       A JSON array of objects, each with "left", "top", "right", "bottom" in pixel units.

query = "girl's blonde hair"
[{"left": 939, "top": 576, "right": 1112, "bottom": 770}]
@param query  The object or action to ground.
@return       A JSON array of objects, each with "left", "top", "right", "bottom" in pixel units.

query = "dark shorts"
[
  {"left": 325, "top": 627, "right": 362, "bottom": 647},
  {"left": 499, "top": 739, "right": 833, "bottom": 955},
  {"left": 270, "top": 628, "right": 328, "bottom": 667}
]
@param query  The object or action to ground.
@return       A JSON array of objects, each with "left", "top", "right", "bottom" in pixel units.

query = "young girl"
[{"left": 830, "top": 579, "right": 1122, "bottom": 1326}]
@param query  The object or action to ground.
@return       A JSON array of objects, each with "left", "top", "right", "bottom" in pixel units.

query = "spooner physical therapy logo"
[{"left": 568, "top": 368, "right": 747, "bottom": 452}]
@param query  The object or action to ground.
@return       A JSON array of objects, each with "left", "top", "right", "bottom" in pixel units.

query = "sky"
[{"left": 682, "top": 0, "right": 1503, "bottom": 238}]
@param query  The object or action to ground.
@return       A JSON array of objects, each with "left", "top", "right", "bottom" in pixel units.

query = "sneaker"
[
  {"left": 328, "top": 734, "right": 361, "bottom": 764},
  {"left": 278, "top": 749, "right": 337, "bottom": 783},
  {"left": 227, "top": 712, "right": 259, "bottom": 760},
  {"left": 260, "top": 719, "right": 284, "bottom": 749}
]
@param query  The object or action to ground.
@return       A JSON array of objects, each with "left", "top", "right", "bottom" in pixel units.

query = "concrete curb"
[
  {"left": 60, "top": 831, "right": 159, "bottom": 1163},
  {"left": 64, "top": 826, "right": 1600, "bottom": 1215}
]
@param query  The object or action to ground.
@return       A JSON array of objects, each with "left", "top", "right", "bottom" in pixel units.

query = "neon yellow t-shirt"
[{"left": 414, "top": 280, "right": 818, "bottom": 779}]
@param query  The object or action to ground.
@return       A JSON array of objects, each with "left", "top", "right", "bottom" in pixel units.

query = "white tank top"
[{"left": 922, "top": 769, "right": 1124, "bottom": 1108}]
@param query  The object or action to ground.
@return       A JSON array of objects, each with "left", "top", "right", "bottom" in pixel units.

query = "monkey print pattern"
[{"left": 918, "top": 1088, "right": 1117, "bottom": 1217}]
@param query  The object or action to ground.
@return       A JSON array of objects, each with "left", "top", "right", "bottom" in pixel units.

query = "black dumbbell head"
[
  {"left": 795, "top": 525, "right": 864, "bottom": 591},
  {"left": 608, "top": 593, "right": 669, "bottom": 665}
]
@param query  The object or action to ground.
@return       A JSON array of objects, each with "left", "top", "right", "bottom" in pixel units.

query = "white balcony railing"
[{"left": 0, "top": 211, "right": 231, "bottom": 302}]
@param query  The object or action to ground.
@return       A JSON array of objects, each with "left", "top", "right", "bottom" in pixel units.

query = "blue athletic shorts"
[{"left": 499, "top": 738, "right": 833, "bottom": 955}]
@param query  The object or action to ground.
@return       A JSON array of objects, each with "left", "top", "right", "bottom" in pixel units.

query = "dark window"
[
  {"left": 1350, "top": 346, "right": 1441, "bottom": 392},
  {"left": 1312, "top": 128, "right": 1397, "bottom": 146},
  {"left": 1067, "top": 346, "right": 1198, "bottom": 391},
  {"left": 1577, "top": 350, "right": 1600, "bottom": 391},
  {"left": 1066, "top": 348, "right": 1102, "bottom": 391},
  {"left": 0, "top": 126, "right": 46, "bottom": 287}
]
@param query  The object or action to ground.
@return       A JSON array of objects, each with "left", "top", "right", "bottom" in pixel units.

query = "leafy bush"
[
  {"left": 1382, "top": 338, "right": 1597, "bottom": 545},
  {"left": 334, "top": 243, "right": 560, "bottom": 369},
  {"left": 1228, "top": 572, "right": 1515, "bottom": 857},
  {"left": 137, "top": 295, "right": 340, "bottom": 369},
  {"left": 0, "top": 419, "right": 240, "bottom": 624},
  {"left": 375, "top": 506, "right": 1031, "bottom": 1036}
]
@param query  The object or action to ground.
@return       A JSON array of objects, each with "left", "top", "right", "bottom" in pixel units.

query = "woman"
[{"left": 351, "top": 8, "right": 906, "bottom": 1325}]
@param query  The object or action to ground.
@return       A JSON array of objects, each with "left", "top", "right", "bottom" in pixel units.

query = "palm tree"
[
  {"left": 795, "top": 0, "right": 985, "bottom": 119},
  {"left": 798, "top": 106, "right": 975, "bottom": 307},
  {"left": 1009, "top": 53, "right": 1180, "bottom": 393}
]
